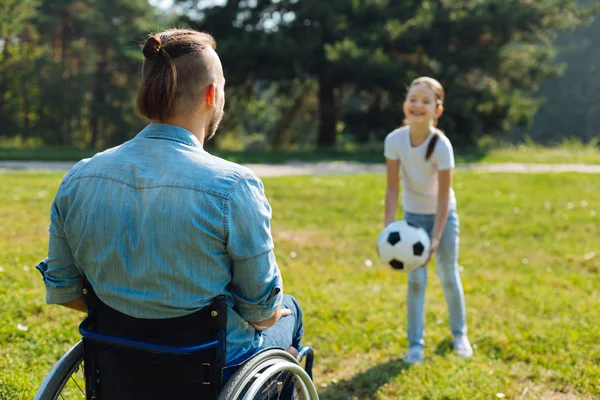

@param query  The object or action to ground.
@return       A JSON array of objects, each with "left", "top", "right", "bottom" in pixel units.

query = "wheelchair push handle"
[{"left": 298, "top": 346, "right": 315, "bottom": 380}]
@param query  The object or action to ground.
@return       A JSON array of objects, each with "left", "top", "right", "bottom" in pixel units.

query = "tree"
[
  {"left": 530, "top": 10, "right": 600, "bottom": 144},
  {"left": 175, "top": 0, "right": 597, "bottom": 148},
  {"left": 0, "top": 0, "right": 158, "bottom": 147},
  {"left": 0, "top": 0, "right": 40, "bottom": 137},
  {"left": 79, "top": 0, "right": 157, "bottom": 147}
]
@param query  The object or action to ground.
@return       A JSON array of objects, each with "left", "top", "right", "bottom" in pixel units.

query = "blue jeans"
[
  {"left": 223, "top": 294, "right": 304, "bottom": 385},
  {"left": 260, "top": 294, "right": 304, "bottom": 351},
  {"left": 404, "top": 210, "right": 467, "bottom": 348},
  {"left": 226, "top": 295, "right": 304, "bottom": 366}
]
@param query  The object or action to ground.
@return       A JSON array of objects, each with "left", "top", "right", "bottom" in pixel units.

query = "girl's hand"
[{"left": 422, "top": 237, "right": 439, "bottom": 267}]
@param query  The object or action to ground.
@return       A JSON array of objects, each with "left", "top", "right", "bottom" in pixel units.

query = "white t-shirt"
[{"left": 384, "top": 126, "right": 456, "bottom": 214}]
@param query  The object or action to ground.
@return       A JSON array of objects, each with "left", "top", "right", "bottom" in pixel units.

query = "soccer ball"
[{"left": 377, "top": 220, "right": 431, "bottom": 272}]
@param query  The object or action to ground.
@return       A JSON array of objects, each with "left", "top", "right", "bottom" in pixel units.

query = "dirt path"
[{"left": 1, "top": 160, "right": 600, "bottom": 176}]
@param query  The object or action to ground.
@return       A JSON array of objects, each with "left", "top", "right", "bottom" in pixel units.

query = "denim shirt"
[{"left": 36, "top": 123, "right": 283, "bottom": 364}]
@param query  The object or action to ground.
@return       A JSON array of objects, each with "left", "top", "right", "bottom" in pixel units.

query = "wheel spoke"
[{"left": 69, "top": 373, "right": 85, "bottom": 396}]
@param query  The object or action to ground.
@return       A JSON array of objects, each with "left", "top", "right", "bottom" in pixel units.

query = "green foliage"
[
  {"left": 177, "top": 0, "right": 597, "bottom": 147},
  {"left": 1, "top": 0, "right": 598, "bottom": 150},
  {"left": 0, "top": 0, "right": 160, "bottom": 147},
  {"left": 531, "top": 8, "right": 600, "bottom": 145},
  {"left": 1, "top": 171, "right": 599, "bottom": 398},
  {"left": 0, "top": 0, "right": 39, "bottom": 38}
]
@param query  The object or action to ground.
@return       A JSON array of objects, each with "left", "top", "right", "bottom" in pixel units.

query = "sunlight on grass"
[
  {"left": 1, "top": 141, "right": 600, "bottom": 165},
  {"left": 0, "top": 171, "right": 599, "bottom": 399},
  {"left": 483, "top": 145, "right": 600, "bottom": 165}
]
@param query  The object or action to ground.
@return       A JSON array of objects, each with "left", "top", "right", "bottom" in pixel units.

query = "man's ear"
[
  {"left": 402, "top": 102, "right": 408, "bottom": 115},
  {"left": 205, "top": 83, "right": 217, "bottom": 109}
]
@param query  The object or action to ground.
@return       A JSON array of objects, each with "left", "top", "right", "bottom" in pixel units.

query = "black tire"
[{"left": 34, "top": 341, "right": 85, "bottom": 400}]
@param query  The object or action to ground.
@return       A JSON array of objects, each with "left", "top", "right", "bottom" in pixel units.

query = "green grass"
[
  {"left": 1, "top": 142, "right": 599, "bottom": 165},
  {"left": 476, "top": 145, "right": 600, "bottom": 165},
  {"left": 0, "top": 146, "right": 384, "bottom": 164},
  {"left": 1, "top": 171, "right": 599, "bottom": 399}
]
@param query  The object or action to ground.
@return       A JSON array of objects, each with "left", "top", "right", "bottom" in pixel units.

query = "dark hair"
[
  {"left": 425, "top": 133, "right": 439, "bottom": 161},
  {"left": 136, "top": 29, "right": 217, "bottom": 121}
]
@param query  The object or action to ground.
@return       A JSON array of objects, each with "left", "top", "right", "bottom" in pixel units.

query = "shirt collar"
[{"left": 136, "top": 123, "right": 203, "bottom": 148}]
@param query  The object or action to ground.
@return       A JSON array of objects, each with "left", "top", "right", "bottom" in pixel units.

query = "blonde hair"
[
  {"left": 403, "top": 76, "right": 445, "bottom": 127},
  {"left": 403, "top": 77, "right": 446, "bottom": 161}
]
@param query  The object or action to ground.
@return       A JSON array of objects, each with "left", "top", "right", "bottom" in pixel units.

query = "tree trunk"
[
  {"left": 358, "top": 90, "right": 383, "bottom": 143},
  {"left": 22, "top": 82, "right": 30, "bottom": 137},
  {"left": 0, "top": 36, "right": 11, "bottom": 135},
  {"left": 271, "top": 85, "right": 310, "bottom": 150},
  {"left": 90, "top": 54, "right": 108, "bottom": 148},
  {"left": 90, "top": 115, "right": 100, "bottom": 148},
  {"left": 60, "top": 5, "right": 75, "bottom": 64},
  {"left": 452, "top": 115, "right": 476, "bottom": 148},
  {"left": 317, "top": 72, "right": 337, "bottom": 148}
]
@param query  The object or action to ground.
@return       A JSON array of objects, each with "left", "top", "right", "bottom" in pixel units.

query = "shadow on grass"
[
  {"left": 318, "top": 358, "right": 412, "bottom": 400},
  {"left": 434, "top": 338, "right": 454, "bottom": 356}
]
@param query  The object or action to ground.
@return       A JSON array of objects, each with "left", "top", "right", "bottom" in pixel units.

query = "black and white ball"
[{"left": 377, "top": 220, "right": 431, "bottom": 272}]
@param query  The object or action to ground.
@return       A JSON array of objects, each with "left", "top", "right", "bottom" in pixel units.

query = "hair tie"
[{"left": 142, "top": 36, "right": 162, "bottom": 60}]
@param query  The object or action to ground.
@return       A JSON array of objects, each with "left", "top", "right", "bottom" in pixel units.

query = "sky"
[
  {"left": 148, "top": 0, "right": 227, "bottom": 9},
  {"left": 146, "top": 0, "right": 293, "bottom": 31}
]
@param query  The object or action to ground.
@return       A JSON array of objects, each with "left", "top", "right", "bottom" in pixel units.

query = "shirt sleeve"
[
  {"left": 434, "top": 136, "right": 455, "bottom": 170},
  {"left": 36, "top": 200, "right": 84, "bottom": 304},
  {"left": 383, "top": 131, "right": 400, "bottom": 160},
  {"left": 226, "top": 174, "right": 283, "bottom": 323}
]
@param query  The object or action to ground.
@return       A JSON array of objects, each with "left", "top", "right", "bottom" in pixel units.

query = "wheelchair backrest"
[{"left": 80, "top": 281, "right": 227, "bottom": 400}]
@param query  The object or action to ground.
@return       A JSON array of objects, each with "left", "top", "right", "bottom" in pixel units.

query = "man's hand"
[{"left": 249, "top": 307, "right": 291, "bottom": 331}]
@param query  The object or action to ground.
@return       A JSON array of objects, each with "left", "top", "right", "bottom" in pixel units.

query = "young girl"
[{"left": 383, "top": 76, "right": 473, "bottom": 364}]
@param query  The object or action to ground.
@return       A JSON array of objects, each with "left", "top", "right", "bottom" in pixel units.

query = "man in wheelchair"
[{"left": 35, "top": 29, "right": 317, "bottom": 399}]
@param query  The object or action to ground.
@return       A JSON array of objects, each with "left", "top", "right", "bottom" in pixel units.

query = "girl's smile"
[{"left": 403, "top": 83, "right": 440, "bottom": 126}]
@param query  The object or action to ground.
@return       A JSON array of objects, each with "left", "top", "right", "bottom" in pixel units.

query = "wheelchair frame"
[
  {"left": 35, "top": 282, "right": 318, "bottom": 399},
  {"left": 35, "top": 341, "right": 318, "bottom": 399}
]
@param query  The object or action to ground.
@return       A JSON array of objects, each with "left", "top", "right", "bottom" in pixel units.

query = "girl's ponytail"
[{"left": 425, "top": 132, "right": 439, "bottom": 161}]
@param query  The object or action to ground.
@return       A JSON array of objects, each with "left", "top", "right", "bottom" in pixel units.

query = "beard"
[{"left": 206, "top": 107, "right": 224, "bottom": 141}]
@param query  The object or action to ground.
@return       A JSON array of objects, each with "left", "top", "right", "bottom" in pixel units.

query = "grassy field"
[
  {"left": 0, "top": 171, "right": 599, "bottom": 399},
  {"left": 1, "top": 141, "right": 600, "bottom": 165}
]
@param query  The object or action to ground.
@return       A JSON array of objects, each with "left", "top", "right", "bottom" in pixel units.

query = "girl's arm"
[
  {"left": 384, "top": 158, "right": 400, "bottom": 227},
  {"left": 429, "top": 169, "right": 452, "bottom": 252}
]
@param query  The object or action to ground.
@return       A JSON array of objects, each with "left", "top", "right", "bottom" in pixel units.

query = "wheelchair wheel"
[
  {"left": 34, "top": 341, "right": 86, "bottom": 400},
  {"left": 219, "top": 349, "right": 319, "bottom": 400},
  {"left": 36, "top": 343, "right": 319, "bottom": 400}
]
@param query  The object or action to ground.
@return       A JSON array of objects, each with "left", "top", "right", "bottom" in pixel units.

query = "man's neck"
[{"left": 157, "top": 115, "right": 207, "bottom": 146}]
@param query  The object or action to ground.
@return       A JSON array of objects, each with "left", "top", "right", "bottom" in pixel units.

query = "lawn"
[
  {"left": 0, "top": 171, "right": 598, "bottom": 399},
  {"left": 1, "top": 142, "right": 600, "bottom": 165}
]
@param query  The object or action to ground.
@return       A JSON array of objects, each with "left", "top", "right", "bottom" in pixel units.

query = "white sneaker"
[
  {"left": 403, "top": 346, "right": 424, "bottom": 364},
  {"left": 453, "top": 335, "right": 473, "bottom": 358}
]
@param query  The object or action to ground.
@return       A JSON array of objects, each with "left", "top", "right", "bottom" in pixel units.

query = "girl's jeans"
[{"left": 404, "top": 209, "right": 467, "bottom": 348}]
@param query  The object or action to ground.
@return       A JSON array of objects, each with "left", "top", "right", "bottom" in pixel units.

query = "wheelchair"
[{"left": 34, "top": 284, "right": 319, "bottom": 400}]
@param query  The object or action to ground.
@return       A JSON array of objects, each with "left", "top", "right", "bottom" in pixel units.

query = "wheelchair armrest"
[{"left": 79, "top": 318, "right": 219, "bottom": 355}]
